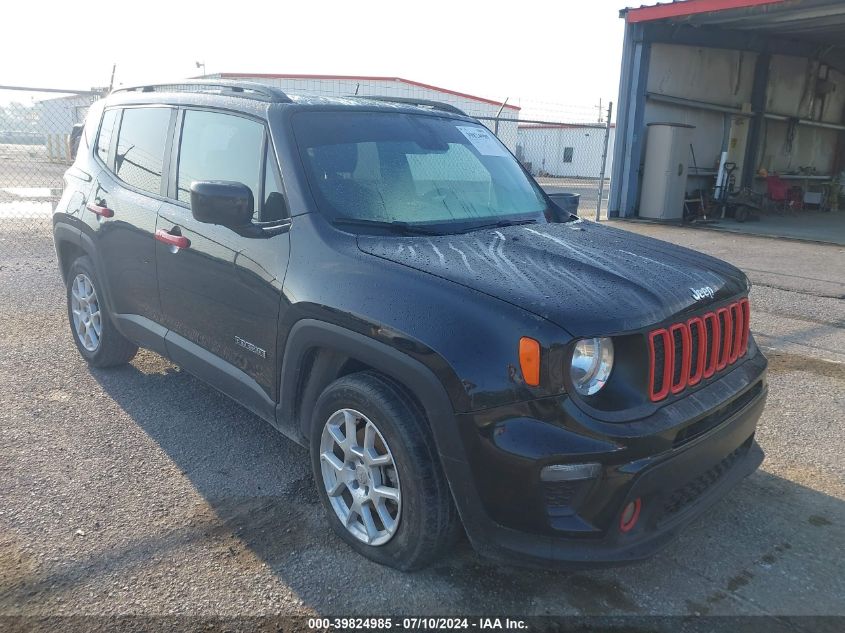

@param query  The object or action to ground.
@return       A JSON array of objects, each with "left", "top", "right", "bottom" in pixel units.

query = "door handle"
[
  {"left": 86, "top": 203, "right": 114, "bottom": 218},
  {"left": 155, "top": 228, "right": 190, "bottom": 250}
]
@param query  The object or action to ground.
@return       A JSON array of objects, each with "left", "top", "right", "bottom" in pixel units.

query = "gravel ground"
[{"left": 0, "top": 226, "right": 843, "bottom": 624}]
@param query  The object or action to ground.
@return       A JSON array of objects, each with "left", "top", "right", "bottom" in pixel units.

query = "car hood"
[{"left": 356, "top": 219, "right": 747, "bottom": 337}]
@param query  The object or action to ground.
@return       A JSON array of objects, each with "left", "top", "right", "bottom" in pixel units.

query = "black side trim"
[
  {"left": 164, "top": 329, "right": 276, "bottom": 425},
  {"left": 112, "top": 314, "right": 168, "bottom": 357}
]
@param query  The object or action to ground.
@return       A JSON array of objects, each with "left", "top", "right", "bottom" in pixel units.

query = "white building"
[
  {"left": 34, "top": 93, "right": 99, "bottom": 162},
  {"left": 208, "top": 73, "right": 521, "bottom": 150},
  {"left": 517, "top": 123, "right": 615, "bottom": 178},
  {"left": 35, "top": 93, "right": 99, "bottom": 134}
]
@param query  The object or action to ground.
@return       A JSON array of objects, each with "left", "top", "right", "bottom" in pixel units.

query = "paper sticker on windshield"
[{"left": 456, "top": 126, "right": 509, "bottom": 157}]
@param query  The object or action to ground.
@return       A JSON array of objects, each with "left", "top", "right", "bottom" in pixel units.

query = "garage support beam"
[
  {"left": 643, "top": 23, "right": 845, "bottom": 74},
  {"left": 646, "top": 92, "right": 753, "bottom": 116},
  {"left": 742, "top": 52, "right": 770, "bottom": 189},
  {"left": 609, "top": 24, "right": 651, "bottom": 218}
]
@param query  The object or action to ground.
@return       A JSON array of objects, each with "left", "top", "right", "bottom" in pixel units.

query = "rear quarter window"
[{"left": 95, "top": 109, "right": 118, "bottom": 165}]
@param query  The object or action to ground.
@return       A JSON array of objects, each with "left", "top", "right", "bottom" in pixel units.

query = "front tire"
[
  {"left": 66, "top": 256, "right": 138, "bottom": 367},
  {"left": 310, "top": 372, "right": 460, "bottom": 570}
]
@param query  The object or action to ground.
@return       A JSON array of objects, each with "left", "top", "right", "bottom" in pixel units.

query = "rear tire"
[
  {"left": 310, "top": 371, "right": 460, "bottom": 570},
  {"left": 66, "top": 256, "right": 138, "bottom": 367}
]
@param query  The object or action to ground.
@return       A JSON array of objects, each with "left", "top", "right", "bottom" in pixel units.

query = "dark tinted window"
[
  {"left": 177, "top": 110, "right": 264, "bottom": 206},
  {"left": 262, "top": 144, "right": 287, "bottom": 221},
  {"left": 563, "top": 147, "right": 574, "bottom": 163},
  {"left": 96, "top": 109, "right": 118, "bottom": 165},
  {"left": 115, "top": 108, "right": 171, "bottom": 194}
]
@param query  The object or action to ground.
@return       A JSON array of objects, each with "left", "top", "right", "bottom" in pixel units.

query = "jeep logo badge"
[{"left": 691, "top": 286, "right": 715, "bottom": 301}]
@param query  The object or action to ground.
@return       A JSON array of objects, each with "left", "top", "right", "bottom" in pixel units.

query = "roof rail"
[
  {"left": 356, "top": 95, "right": 467, "bottom": 116},
  {"left": 112, "top": 79, "right": 292, "bottom": 103}
]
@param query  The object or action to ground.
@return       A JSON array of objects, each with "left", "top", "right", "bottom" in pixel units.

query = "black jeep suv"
[{"left": 53, "top": 80, "right": 767, "bottom": 570}]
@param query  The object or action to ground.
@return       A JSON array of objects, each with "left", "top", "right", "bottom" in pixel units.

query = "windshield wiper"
[
  {"left": 332, "top": 217, "right": 445, "bottom": 235},
  {"left": 456, "top": 218, "right": 538, "bottom": 234}
]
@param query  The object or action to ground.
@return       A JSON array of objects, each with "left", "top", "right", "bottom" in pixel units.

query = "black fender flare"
[
  {"left": 277, "top": 319, "right": 463, "bottom": 460},
  {"left": 53, "top": 223, "right": 116, "bottom": 315},
  {"left": 52, "top": 222, "right": 84, "bottom": 283},
  {"left": 277, "top": 318, "right": 492, "bottom": 542}
]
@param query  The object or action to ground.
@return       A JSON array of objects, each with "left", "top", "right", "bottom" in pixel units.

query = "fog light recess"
[
  {"left": 619, "top": 498, "right": 642, "bottom": 533},
  {"left": 540, "top": 462, "right": 601, "bottom": 482}
]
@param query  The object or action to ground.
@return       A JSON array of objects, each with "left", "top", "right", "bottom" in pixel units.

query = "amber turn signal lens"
[{"left": 519, "top": 337, "right": 541, "bottom": 386}]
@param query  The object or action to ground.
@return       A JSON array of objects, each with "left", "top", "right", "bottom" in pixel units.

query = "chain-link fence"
[
  {"left": 0, "top": 83, "right": 613, "bottom": 260},
  {"left": 477, "top": 110, "right": 614, "bottom": 220},
  {"left": 1, "top": 87, "right": 101, "bottom": 259}
]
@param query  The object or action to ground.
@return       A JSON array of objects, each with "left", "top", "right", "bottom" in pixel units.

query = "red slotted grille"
[
  {"left": 669, "top": 323, "right": 691, "bottom": 395},
  {"left": 648, "top": 329, "right": 672, "bottom": 402},
  {"left": 716, "top": 307, "right": 732, "bottom": 371},
  {"left": 703, "top": 312, "right": 719, "bottom": 379},
  {"left": 686, "top": 316, "right": 706, "bottom": 386},
  {"left": 739, "top": 298, "right": 750, "bottom": 356},
  {"left": 648, "top": 298, "right": 751, "bottom": 402}
]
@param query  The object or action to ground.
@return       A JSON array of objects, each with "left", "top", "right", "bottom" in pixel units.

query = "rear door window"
[
  {"left": 176, "top": 110, "right": 264, "bottom": 208},
  {"left": 114, "top": 107, "right": 172, "bottom": 195}
]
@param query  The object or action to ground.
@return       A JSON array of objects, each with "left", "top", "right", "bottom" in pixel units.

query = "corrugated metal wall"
[{"left": 611, "top": 33, "right": 845, "bottom": 217}]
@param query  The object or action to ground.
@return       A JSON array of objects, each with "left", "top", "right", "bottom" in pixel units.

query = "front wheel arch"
[
  {"left": 277, "top": 320, "right": 492, "bottom": 549},
  {"left": 278, "top": 320, "right": 461, "bottom": 461}
]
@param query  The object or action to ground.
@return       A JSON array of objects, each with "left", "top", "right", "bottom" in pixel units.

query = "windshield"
[{"left": 292, "top": 111, "right": 548, "bottom": 233}]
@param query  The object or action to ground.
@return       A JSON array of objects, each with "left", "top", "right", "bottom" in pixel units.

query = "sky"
[{"left": 2, "top": 0, "right": 629, "bottom": 120}]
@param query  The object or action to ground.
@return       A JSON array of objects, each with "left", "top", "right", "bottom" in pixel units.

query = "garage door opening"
[{"left": 610, "top": 0, "right": 845, "bottom": 245}]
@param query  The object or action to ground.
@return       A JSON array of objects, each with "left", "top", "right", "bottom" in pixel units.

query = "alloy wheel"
[
  {"left": 70, "top": 273, "right": 102, "bottom": 352},
  {"left": 319, "top": 408, "right": 402, "bottom": 545}
]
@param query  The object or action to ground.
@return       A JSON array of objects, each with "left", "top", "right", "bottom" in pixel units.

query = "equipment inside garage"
[{"left": 609, "top": 0, "right": 845, "bottom": 244}]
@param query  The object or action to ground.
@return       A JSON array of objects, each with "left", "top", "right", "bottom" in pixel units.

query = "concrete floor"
[
  {"left": 536, "top": 182, "right": 844, "bottom": 245},
  {"left": 690, "top": 210, "right": 845, "bottom": 246},
  {"left": 607, "top": 210, "right": 845, "bottom": 246}
]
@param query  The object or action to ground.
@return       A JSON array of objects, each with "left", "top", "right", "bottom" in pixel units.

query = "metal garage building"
[
  {"left": 609, "top": 0, "right": 845, "bottom": 243},
  {"left": 205, "top": 73, "right": 521, "bottom": 150}
]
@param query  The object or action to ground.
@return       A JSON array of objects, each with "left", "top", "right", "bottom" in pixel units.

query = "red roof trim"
[
  {"left": 624, "top": 0, "right": 786, "bottom": 23},
  {"left": 217, "top": 73, "right": 521, "bottom": 110}
]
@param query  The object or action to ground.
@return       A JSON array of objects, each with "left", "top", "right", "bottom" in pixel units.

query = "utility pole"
[{"left": 596, "top": 101, "right": 613, "bottom": 222}]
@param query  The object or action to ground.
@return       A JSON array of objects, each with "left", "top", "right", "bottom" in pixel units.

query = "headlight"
[{"left": 570, "top": 337, "right": 614, "bottom": 396}]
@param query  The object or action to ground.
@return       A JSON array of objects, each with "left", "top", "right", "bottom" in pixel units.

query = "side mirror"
[
  {"left": 545, "top": 192, "right": 581, "bottom": 222},
  {"left": 69, "top": 123, "right": 84, "bottom": 160},
  {"left": 190, "top": 181, "right": 253, "bottom": 227}
]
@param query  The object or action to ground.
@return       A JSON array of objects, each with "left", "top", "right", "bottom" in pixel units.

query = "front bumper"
[{"left": 441, "top": 351, "right": 767, "bottom": 569}]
